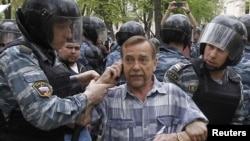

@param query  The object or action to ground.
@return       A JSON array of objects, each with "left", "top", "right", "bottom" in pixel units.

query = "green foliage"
[
  {"left": 188, "top": 0, "right": 222, "bottom": 25},
  {"left": 3, "top": 0, "right": 223, "bottom": 37},
  {"left": 0, "top": 0, "right": 24, "bottom": 19},
  {"left": 4, "top": 0, "right": 222, "bottom": 25},
  {"left": 160, "top": 0, "right": 222, "bottom": 25},
  {"left": 79, "top": 0, "right": 131, "bottom": 23}
]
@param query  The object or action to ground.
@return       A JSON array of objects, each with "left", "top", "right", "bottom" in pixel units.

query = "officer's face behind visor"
[
  {"left": 2, "top": 32, "right": 21, "bottom": 45},
  {"left": 48, "top": 15, "right": 82, "bottom": 50},
  {"left": 97, "top": 28, "right": 108, "bottom": 43},
  {"left": 199, "top": 23, "right": 245, "bottom": 61}
]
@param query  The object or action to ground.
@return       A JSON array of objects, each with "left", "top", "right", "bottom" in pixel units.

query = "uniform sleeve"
[
  {"left": 78, "top": 43, "right": 90, "bottom": 70},
  {"left": 0, "top": 46, "right": 87, "bottom": 130},
  {"left": 105, "top": 51, "right": 121, "bottom": 68},
  {"left": 105, "top": 53, "right": 113, "bottom": 68},
  {"left": 163, "top": 60, "right": 199, "bottom": 97},
  {"left": 231, "top": 81, "right": 245, "bottom": 125}
]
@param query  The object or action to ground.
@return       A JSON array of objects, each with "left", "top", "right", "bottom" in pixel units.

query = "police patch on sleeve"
[
  {"left": 172, "top": 64, "right": 182, "bottom": 71},
  {"left": 188, "top": 85, "right": 198, "bottom": 92},
  {"left": 166, "top": 70, "right": 179, "bottom": 81},
  {"left": 32, "top": 81, "right": 53, "bottom": 98}
]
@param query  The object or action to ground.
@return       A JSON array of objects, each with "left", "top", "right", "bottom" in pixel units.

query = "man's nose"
[{"left": 132, "top": 61, "right": 140, "bottom": 70}]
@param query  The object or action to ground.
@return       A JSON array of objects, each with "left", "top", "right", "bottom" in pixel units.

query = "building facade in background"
[{"left": 221, "top": 0, "right": 250, "bottom": 17}]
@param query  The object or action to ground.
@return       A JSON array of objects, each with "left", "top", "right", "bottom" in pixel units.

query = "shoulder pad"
[
  {"left": 165, "top": 59, "right": 192, "bottom": 81},
  {"left": 20, "top": 45, "right": 33, "bottom": 55},
  {"left": 166, "top": 70, "right": 180, "bottom": 81},
  {"left": 170, "top": 59, "right": 192, "bottom": 72},
  {"left": 228, "top": 67, "right": 241, "bottom": 83}
]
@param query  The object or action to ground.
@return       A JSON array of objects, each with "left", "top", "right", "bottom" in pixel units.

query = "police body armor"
[
  {"left": 0, "top": 38, "right": 82, "bottom": 141},
  {"left": 82, "top": 40, "right": 105, "bottom": 74},
  {"left": 191, "top": 59, "right": 241, "bottom": 124},
  {"left": 61, "top": 61, "right": 86, "bottom": 95}
]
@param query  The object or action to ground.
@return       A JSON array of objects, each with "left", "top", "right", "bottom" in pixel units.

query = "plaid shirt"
[{"left": 93, "top": 75, "right": 208, "bottom": 141}]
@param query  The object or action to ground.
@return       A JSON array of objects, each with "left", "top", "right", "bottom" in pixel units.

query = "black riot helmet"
[
  {"left": 240, "top": 14, "right": 250, "bottom": 42},
  {"left": 149, "top": 37, "right": 160, "bottom": 51},
  {"left": 115, "top": 21, "right": 146, "bottom": 46},
  {"left": 199, "top": 14, "right": 247, "bottom": 66},
  {"left": 160, "top": 14, "right": 192, "bottom": 49},
  {"left": 0, "top": 19, "right": 21, "bottom": 47},
  {"left": 149, "top": 37, "right": 160, "bottom": 47},
  {"left": 15, "top": 0, "right": 82, "bottom": 49},
  {"left": 82, "top": 16, "right": 107, "bottom": 45}
]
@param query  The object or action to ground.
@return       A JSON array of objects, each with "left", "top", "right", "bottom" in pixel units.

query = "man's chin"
[
  {"left": 205, "top": 63, "right": 215, "bottom": 69},
  {"left": 205, "top": 63, "right": 222, "bottom": 71},
  {"left": 130, "top": 81, "right": 143, "bottom": 88}
]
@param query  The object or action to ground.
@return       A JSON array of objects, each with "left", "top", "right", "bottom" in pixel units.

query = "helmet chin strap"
[{"left": 203, "top": 61, "right": 227, "bottom": 72}]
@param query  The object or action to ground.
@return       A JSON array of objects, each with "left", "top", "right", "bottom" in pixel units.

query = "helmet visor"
[
  {"left": 47, "top": 15, "right": 82, "bottom": 48},
  {"left": 199, "top": 23, "right": 245, "bottom": 60},
  {"left": 97, "top": 27, "right": 107, "bottom": 43},
  {"left": 0, "top": 32, "right": 21, "bottom": 44}
]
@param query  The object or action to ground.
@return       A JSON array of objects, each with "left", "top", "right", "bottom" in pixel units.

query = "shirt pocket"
[
  {"left": 156, "top": 116, "right": 181, "bottom": 133},
  {"left": 105, "top": 119, "right": 136, "bottom": 141}
]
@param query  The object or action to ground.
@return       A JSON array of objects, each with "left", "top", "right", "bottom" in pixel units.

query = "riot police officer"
[
  {"left": 0, "top": 0, "right": 121, "bottom": 141},
  {"left": 235, "top": 14, "right": 250, "bottom": 125},
  {"left": 0, "top": 19, "right": 21, "bottom": 48},
  {"left": 190, "top": 27, "right": 202, "bottom": 58},
  {"left": 105, "top": 21, "right": 146, "bottom": 68},
  {"left": 78, "top": 16, "right": 108, "bottom": 74},
  {"left": 164, "top": 14, "right": 246, "bottom": 125},
  {"left": 155, "top": 14, "right": 192, "bottom": 82}
]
